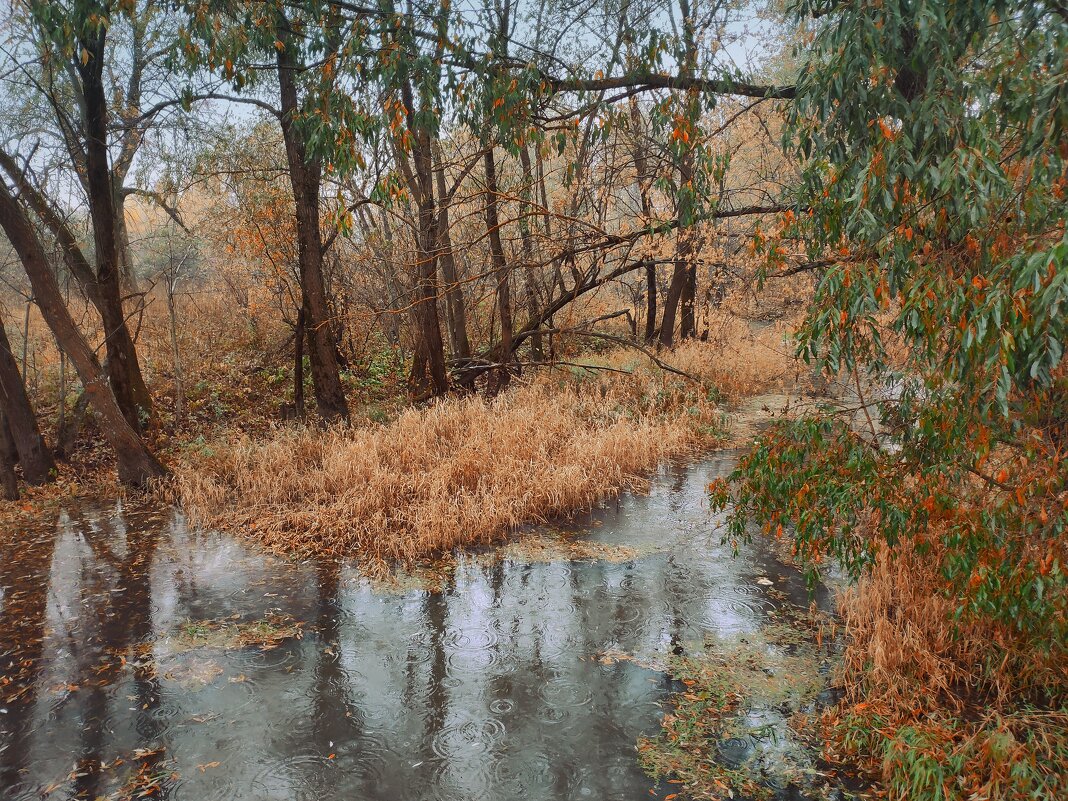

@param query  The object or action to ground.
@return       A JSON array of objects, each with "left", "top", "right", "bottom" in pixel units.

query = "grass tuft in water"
[
  {"left": 638, "top": 618, "right": 848, "bottom": 800},
  {"left": 165, "top": 613, "right": 304, "bottom": 652}
]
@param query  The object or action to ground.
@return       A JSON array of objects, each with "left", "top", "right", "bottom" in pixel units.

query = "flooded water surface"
[{"left": 0, "top": 455, "right": 832, "bottom": 800}]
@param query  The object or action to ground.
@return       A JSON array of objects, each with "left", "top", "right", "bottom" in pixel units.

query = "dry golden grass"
[
  {"left": 589, "top": 315, "right": 806, "bottom": 400},
  {"left": 836, "top": 545, "right": 987, "bottom": 711},
  {"left": 679, "top": 315, "right": 807, "bottom": 399},
  {"left": 171, "top": 354, "right": 736, "bottom": 562},
  {"left": 829, "top": 543, "right": 1068, "bottom": 801},
  {"left": 836, "top": 544, "right": 1063, "bottom": 713}
]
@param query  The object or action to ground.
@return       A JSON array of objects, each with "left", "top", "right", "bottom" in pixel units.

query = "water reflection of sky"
[{"left": 0, "top": 457, "right": 825, "bottom": 801}]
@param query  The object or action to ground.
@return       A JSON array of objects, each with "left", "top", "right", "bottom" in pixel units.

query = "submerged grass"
[
  {"left": 164, "top": 613, "right": 304, "bottom": 652},
  {"left": 638, "top": 619, "right": 840, "bottom": 801},
  {"left": 171, "top": 341, "right": 774, "bottom": 562}
]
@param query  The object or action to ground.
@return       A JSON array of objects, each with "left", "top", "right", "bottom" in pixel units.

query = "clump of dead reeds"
[
  {"left": 829, "top": 543, "right": 1067, "bottom": 801},
  {"left": 673, "top": 315, "right": 804, "bottom": 399},
  {"left": 172, "top": 371, "right": 722, "bottom": 562}
]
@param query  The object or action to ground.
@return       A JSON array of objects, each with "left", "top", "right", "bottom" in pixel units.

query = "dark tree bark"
[
  {"left": 396, "top": 79, "right": 448, "bottom": 398},
  {"left": 55, "top": 389, "right": 90, "bottom": 460},
  {"left": 0, "top": 410, "right": 17, "bottom": 467},
  {"left": 0, "top": 414, "right": 18, "bottom": 500},
  {"left": 680, "top": 240, "right": 697, "bottom": 340},
  {"left": 0, "top": 309, "right": 54, "bottom": 484},
  {"left": 0, "top": 150, "right": 99, "bottom": 303},
  {"left": 276, "top": 26, "right": 349, "bottom": 421},
  {"left": 294, "top": 303, "right": 306, "bottom": 418},
  {"left": 628, "top": 100, "right": 659, "bottom": 346},
  {"left": 661, "top": 122, "right": 697, "bottom": 348},
  {"left": 408, "top": 172, "right": 449, "bottom": 397},
  {"left": 0, "top": 180, "right": 165, "bottom": 487},
  {"left": 660, "top": 0, "right": 700, "bottom": 348},
  {"left": 659, "top": 258, "right": 686, "bottom": 349},
  {"left": 77, "top": 29, "right": 153, "bottom": 430},
  {"left": 644, "top": 260, "right": 658, "bottom": 344}
]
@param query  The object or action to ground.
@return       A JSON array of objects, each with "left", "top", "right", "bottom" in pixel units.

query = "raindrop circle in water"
[{"left": 430, "top": 715, "right": 506, "bottom": 760}]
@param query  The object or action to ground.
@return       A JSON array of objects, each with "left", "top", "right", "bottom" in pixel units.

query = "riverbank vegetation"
[
  {"left": 1, "top": 0, "right": 1065, "bottom": 798},
  {"left": 172, "top": 340, "right": 766, "bottom": 561},
  {"left": 711, "top": 1, "right": 1068, "bottom": 798}
]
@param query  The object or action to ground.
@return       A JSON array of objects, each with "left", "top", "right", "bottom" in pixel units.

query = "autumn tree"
[
  {"left": 0, "top": 0, "right": 198, "bottom": 430},
  {"left": 179, "top": 0, "right": 364, "bottom": 420},
  {"left": 714, "top": 0, "right": 1067, "bottom": 793},
  {"left": 0, "top": 179, "right": 166, "bottom": 486}
]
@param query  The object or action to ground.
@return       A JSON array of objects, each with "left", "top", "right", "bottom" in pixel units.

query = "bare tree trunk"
[
  {"left": 166, "top": 279, "right": 183, "bottom": 421},
  {"left": 663, "top": 0, "right": 700, "bottom": 347},
  {"left": 114, "top": 187, "right": 140, "bottom": 293},
  {"left": 396, "top": 79, "right": 448, "bottom": 398},
  {"left": 680, "top": 230, "right": 697, "bottom": 340},
  {"left": 293, "top": 304, "right": 306, "bottom": 418},
  {"left": 0, "top": 308, "right": 54, "bottom": 484},
  {"left": 517, "top": 145, "right": 543, "bottom": 361},
  {"left": 483, "top": 144, "right": 513, "bottom": 387},
  {"left": 536, "top": 147, "right": 552, "bottom": 239},
  {"left": 0, "top": 180, "right": 165, "bottom": 487},
  {"left": 408, "top": 184, "right": 449, "bottom": 397},
  {"left": 77, "top": 32, "right": 153, "bottom": 430},
  {"left": 659, "top": 262, "right": 686, "bottom": 349},
  {"left": 20, "top": 301, "right": 29, "bottom": 377},
  {"left": 431, "top": 140, "right": 471, "bottom": 362},
  {"left": 644, "top": 260, "right": 658, "bottom": 344},
  {"left": 57, "top": 348, "right": 66, "bottom": 435},
  {"left": 662, "top": 140, "right": 696, "bottom": 348},
  {"left": 55, "top": 389, "right": 90, "bottom": 460},
  {"left": 375, "top": 206, "right": 404, "bottom": 348},
  {"left": 628, "top": 100, "right": 659, "bottom": 346},
  {"left": 277, "top": 31, "right": 349, "bottom": 421}
]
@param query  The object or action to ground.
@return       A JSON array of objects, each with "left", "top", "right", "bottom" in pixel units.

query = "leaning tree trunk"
[
  {"left": 0, "top": 309, "right": 54, "bottom": 484},
  {"left": 0, "top": 180, "right": 165, "bottom": 487},
  {"left": 77, "top": 34, "right": 153, "bottom": 430},
  {"left": 277, "top": 38, "right": 349, "bottom": 421}
]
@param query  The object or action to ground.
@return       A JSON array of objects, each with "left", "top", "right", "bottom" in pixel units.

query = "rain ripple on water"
[{"left": 0, "top": 458, "right": 829, "bottom": 800}]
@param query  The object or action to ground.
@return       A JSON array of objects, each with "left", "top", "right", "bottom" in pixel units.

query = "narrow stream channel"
[{"left": 0, "top": 453, "right": 835, "bottom": 801}]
